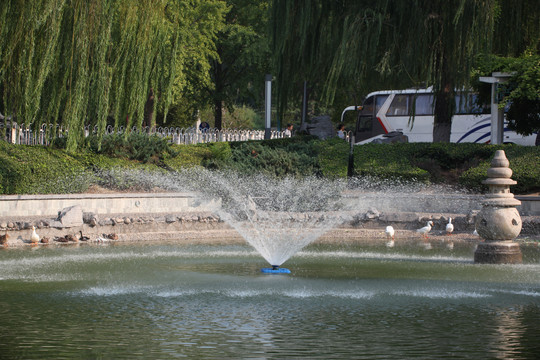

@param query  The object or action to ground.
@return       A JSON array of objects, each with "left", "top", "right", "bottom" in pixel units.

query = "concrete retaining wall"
[
  {"left": 516, "top": 196, "right": 540, "bottom": 216},
  {"left": 0, "top": 192, "right": 219, "bottom": 218}
]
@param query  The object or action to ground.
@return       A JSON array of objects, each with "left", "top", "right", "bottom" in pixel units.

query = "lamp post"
[
  {"left": 264, "top": 74, "right": 272, "bottom": 140},
  {"left": 478, "top": 72, "right": 514, "bottom": 145}
]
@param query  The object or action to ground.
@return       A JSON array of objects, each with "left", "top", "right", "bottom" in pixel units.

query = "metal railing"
[{"left": 0, "top": 121, "right": 292, "bottom": 146}]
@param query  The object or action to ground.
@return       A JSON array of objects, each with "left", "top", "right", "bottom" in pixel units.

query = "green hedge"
[
  {"left": 164, "top": 144, "right": 214, "bottom": 170},
  {"left": 0, "top": 138, "right": 538, "bottom": 195},
  {"left": 353, "top": 143, "right": 430, "bottom": 182},
  {"left": 0, "top": 142, "right": 92, "bottom": 194},
  {"left": 353, "top": 142, "right": 539, "bottom": 193},
  {"left": 459, "top": 145, "right": 540, "bottom": 193}
]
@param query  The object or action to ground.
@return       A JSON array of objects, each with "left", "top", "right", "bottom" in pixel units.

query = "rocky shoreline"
[{"left": 1, "top": 205, "right": 539, "bottom": 247}]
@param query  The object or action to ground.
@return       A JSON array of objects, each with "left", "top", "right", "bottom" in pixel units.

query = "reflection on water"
[{"left": 1, "top": 241, "right": 539, "bottom": 359}]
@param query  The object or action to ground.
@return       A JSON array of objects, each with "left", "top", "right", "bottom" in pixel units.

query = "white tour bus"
[{"left": 341, "top": 87, "right": 536, "bottom": 145}]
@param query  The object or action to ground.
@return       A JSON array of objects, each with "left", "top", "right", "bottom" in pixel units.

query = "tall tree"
[
  {"left": 270, "top": 0, "right": 497, "bottom": 142},
  {"left": 0, "top": 0, "right": 226, "bottom": 151},
  {"left": 208, "top": 0, "right": 271, "bottom": 130},
  {"left": 471, "top": 0, "right": 540, "bottom": 141}
]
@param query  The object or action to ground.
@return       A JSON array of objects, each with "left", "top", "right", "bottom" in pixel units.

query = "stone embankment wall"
[{"left": 0, "top": 192, "right": 538, "bottom": 246}]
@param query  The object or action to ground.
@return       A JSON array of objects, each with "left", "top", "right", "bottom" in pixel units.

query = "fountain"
[
  {"left": 0, "top": 167, "right": 539, "bottom": 358},
  {"left": 474, "top": 150, "right": 523, "bottom": 264},
  {"left": 179, "top": 170, "right": 354, "bottom": 273}
]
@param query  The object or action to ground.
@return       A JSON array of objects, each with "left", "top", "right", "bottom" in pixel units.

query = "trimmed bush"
[
  {"left": 459, "top": 145, "right": 540, "bottom": 193},
  {"left": 0, "top": 142, "right": 92, "bottom": 194},
  {"left": 216, "top": 141, "right": 318, "bottom": 177},
  {"left": 87, "top": 133, "right": 173, "bottom": 163},
  {"left": 315, "top": 137, "right": 350, "bottom": 178},
  {"left": 353, "top": 143, "right": 431, "bottom": 182},
  {"left": 0, "top": 137, "right": 538, "bottom": 195},
  {"left": 164, "top": 144, "right": 214, "bottom": 170}
]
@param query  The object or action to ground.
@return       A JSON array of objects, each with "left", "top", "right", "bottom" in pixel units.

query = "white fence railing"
[{"left": 0, "top": 122, "right": 291, "bottom": 146}]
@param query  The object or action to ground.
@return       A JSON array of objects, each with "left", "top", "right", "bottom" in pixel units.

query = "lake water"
[{"left": 1, "top": 241, "right": 539, "bottom": 359}]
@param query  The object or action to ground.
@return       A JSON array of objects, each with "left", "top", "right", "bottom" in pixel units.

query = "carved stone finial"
[{"left": 474, "top": 150, "right": 522, "bottom": 264}]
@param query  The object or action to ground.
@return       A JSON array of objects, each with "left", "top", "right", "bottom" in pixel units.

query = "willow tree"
[
  {"left": 208, "top": 0, "right": 271, "bottom": 130},
  {"left": 270, "top": 0, "right": 498, "bottom": 142},
  {"left": 0, "top": 0, "right": 226, "bottom": 151}
]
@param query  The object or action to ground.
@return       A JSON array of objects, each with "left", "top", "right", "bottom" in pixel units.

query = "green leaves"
[
  {"left": 0, "top": 0, "right": 228, "bottom": 150},
  {"left": 472, "top": 53, "right": 540, "bottom": 136}
]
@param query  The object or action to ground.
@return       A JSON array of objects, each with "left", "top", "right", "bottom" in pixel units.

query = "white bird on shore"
[
  {"left": 416, "top": 221, "right": 433, "bottom": 239},
  {"left": 385, "top": 226, "right": 395, "bottom": 247},
  {"left": 30, "top": 226, "right": 40, "bottom": 244},
  {"left": 385, "top": 226, "right": 395, "bottom": 240},
  {"left": 446, "top": 218, "right": 454, "bottom": 235}
]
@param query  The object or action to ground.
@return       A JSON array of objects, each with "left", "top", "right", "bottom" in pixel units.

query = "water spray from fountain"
[
  {"left": 86, "top": 167, "right": 480, "bottom": 272},
  {"left": 175, "top": 169, "right": 354, "bottom": 271}
]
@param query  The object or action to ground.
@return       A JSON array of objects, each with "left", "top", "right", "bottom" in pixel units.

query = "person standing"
[
  {"left": 284, "top": 123, "right": 293, "bottom": 137},
  {"left": 337, "top": 123, "right": 346, "bottom": 139}
]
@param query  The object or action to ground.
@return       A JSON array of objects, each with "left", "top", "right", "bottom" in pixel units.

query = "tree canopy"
[
  {"left": 208, "top": 0, "right": 271, "bottom": 130},
  {"left": 270, "top": 0, "right": 538, "bottom": 142},
  {"left": 0, "top": 0, "right": 227, "bottom": 151}
]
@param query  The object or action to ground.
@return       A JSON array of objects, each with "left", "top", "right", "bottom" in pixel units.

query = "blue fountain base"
[{"left": 261, "top": 266, "right": 291, "bottom": 274}]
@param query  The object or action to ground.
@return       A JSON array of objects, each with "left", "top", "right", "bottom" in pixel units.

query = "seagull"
[
  {"left": 416, "top": 221, "right": 433, "bottom": 239},
  {"left": 385, "top": 226, "right": 395, "bottom": 247},
  {"left": 30, "top": 226, "right": 40, "bottom": 244},
  {"left": 446, "top": 218, "right": 454, "bottom": 235},
  {"left": 385, "top": 226, "right": 395, "bottom": 240}
]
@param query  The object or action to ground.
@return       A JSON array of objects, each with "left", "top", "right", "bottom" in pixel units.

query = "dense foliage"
[
  {"left": 0, "top": 137, "right": 538, "bottom": 195},
  {"left": 270, "top": 0, "right": 539, "bottom": 141},
  {"left": 472, "top": 54, "right": 540, "bottom": 137},
  {"left": 0, "top": 0, "right": 227, "bottom": 151}
]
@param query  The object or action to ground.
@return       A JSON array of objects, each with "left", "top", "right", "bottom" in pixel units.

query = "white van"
[{"left": 341, "top": 88, "right": 536, "bottom": 145}]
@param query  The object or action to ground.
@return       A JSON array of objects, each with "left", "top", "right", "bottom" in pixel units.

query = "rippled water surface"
[{"left": 1, "top": 241, "right": 539, "bottom": 359}]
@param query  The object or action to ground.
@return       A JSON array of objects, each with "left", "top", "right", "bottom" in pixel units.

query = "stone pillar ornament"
[{"left": 474, "top": 150, "right": 522, "bottom": 264}]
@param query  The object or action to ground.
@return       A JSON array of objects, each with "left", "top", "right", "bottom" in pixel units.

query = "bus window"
[
  {"left": 387, "top": 95, "right": 409, "bottom": 116},
  {"left": 456, "top": 93, "right": 489, "bottom": 114},
  {"left": 413, "top": 94, "right": 434, "bottom": 115},
  {"left": 375, "top": 95, "right": 389, "bottom": 114},
  {"left": 360, "top": 95, "right": 374, "bottom": 116},
  {"left": 357, "top": 116, "right": 372, "bottom": 132}
]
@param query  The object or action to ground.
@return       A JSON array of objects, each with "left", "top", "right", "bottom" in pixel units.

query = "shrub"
[
  {"left": 92, "top": 133, "right": 172, "bottom": 163},
  {"left": 0, "top": 142, "right": 92, "bottom": 194},
  {"left": 459, "top": 145, "right": 540, "bottom": 193},
  {"left": 314, "top": 137, "right": 350, "bottom": 178},
  {"left": 209, "top": 138, "right": 319, "bottom": 177},
  {"left": 164, "top": 144, "right": 214, "bottom": 170},
  {"left": 353, "top": 143, "right": 431, "bottom": 182}
]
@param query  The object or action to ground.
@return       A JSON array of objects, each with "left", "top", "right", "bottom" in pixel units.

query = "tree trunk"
[
  {"left": 214, "top": 99, "right": 223, "bottom": 130},
  {"left": 433, "top": 83, "right": 454, "bottom": 143},
  {"left": 143, "top": 88, "right": 155, "bottom": 128}
]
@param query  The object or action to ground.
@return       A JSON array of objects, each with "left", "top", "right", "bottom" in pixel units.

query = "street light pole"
[
  {"left": 264, "top": 74, "right": 272, "bottom": 140},
  {"left": 479, "top": 72, "right": 514, "bottom": 145}
]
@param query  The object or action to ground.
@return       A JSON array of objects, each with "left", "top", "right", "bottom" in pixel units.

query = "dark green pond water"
[{"left": 1, "top": 241, "right": 539, "bottom": 359}]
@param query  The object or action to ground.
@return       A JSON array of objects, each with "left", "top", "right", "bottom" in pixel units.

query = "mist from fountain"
[
  {"left": 182, "top": 170, "right": 354, "bottom": 266},
  {"left": 89, "top": 167, "right": 479, "bottom": 267}
]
